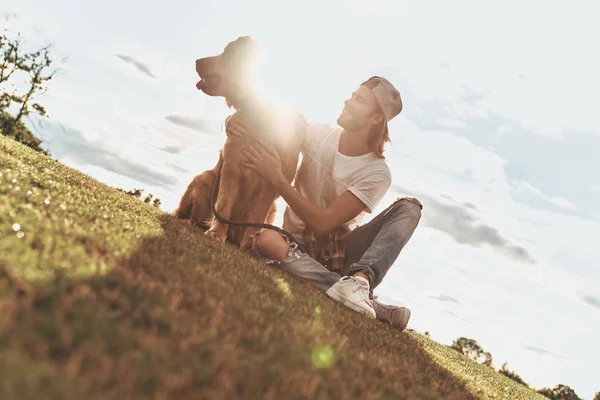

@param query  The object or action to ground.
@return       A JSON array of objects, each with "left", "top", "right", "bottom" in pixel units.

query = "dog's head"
[{"left": 195, "top": 36, "right": 261, "bottom": 102}]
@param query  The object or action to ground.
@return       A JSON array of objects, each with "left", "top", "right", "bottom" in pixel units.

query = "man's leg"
[
  {"left": 254, "top": 230, "right": 342, "bottom": 291},
  {"left": 325, "top": 197, "right": 422, "bottom": 329},
  {"left": 254, "top": 197, "right": 421, "bottom": 322},
  {"left": 344, "top": 197, "right": 422, "bottom": 289},
  {"left": 254, "top": 230, "right": 376, "bottom": 317}
]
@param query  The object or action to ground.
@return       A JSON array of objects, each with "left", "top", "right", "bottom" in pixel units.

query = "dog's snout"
[
  {"left": 195, "top": 56, "right": 217, "bottom": 77},
  {"left": 196, "top": 58, "right": 207, "bottom": 77}
]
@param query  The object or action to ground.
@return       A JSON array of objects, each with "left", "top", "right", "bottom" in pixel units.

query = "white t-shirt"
[{"left": 282, "top": 123, "right": 392, "bottom": 244}]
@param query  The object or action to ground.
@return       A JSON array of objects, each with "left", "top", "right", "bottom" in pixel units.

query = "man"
[{"left": 230, "top": 76, "right": 422, "bottom": 331}]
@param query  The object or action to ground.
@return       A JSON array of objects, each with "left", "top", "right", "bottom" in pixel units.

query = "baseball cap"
[{"left": 361, "top": 76, "right": 403, "bottom": 121}]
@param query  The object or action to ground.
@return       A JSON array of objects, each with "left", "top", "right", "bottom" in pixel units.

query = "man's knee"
[
  {"left": 387, "top": 198, "right": 422, "bottom": 232},
  {"left": 392, "top": 197, "right": 422, "bottom": 215},
  {"left": 255, "top": 230, "right": 290, "bottom": 261}
]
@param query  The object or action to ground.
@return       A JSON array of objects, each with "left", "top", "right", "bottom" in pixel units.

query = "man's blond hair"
[{"left": 361, "top": 78, "right": 391, "bottom": 159}]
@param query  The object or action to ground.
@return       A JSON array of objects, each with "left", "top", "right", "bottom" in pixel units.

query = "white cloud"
[
  {"left": 511, "top": 180, "right": 577, "bottom": 211},
  {"left": 380, "top": 115, "right": 600, "bottom": 304},
  {"left": 433, "top": 117, "right": 468, "bottom": 130}
]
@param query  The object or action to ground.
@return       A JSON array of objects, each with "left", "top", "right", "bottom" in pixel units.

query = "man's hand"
[
  {"left": 242, "top": 139, "right": 285, "bottom": 188},
  {"left": 225, "top": 113, "right": 249, "bottom": 138}
]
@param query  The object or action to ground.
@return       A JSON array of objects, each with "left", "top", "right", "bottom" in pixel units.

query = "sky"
[{"left": 2, "top": 0, "right": 599, "bottom": 397}]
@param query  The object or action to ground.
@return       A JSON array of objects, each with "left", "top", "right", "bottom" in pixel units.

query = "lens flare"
[
  {"left": 274, "top": 277, "right": 292, "bottom": 297},
  {"left": 311, "top": 345, "right": 335, "bottom": 369}
]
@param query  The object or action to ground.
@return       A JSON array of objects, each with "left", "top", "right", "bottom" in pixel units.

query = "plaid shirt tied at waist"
[
  {"left": 302, "top": 225, "right": 350, "bottom": 272},
  {"left": 299, "top": 197, "right": 423, "bottom": 271}
]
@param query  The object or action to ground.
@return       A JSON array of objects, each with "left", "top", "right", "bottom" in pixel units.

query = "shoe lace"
[
  {"left": 351, "top": 278, "right": 371, "bottom": 303},
  {"left": 371, "top": 300, "right": 400, "bottom": 320},
  {"left": 372, "top": 300, "right": 395, "bottom": 311}
]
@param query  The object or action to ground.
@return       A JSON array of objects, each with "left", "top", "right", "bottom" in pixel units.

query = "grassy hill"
[{"left": 0, "top": 135, "right": 547, "bottom": 399}]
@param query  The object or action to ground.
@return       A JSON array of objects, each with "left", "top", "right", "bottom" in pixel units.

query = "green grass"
[{"left": 0, "top": 135, "right": 547, "bottom": 400}]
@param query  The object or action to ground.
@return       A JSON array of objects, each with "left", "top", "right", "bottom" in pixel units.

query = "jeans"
[{"left": 263, "top": 197, "right": 422, "bottom": 294}]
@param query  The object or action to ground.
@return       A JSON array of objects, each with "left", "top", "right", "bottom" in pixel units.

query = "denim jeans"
[{"left": 260, "top": 197, "right": 422, "bottom": 294}]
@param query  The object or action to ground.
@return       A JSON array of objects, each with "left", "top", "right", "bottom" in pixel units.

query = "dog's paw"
[
  {"left": 240, "top": 239, "right": 254, "bottom": 254},
  {"left": 205, "top": 229, "right": 227, "bottom": 243}
]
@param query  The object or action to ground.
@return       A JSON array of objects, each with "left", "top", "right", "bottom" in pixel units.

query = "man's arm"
[
  {"left": 242, "top": 131, "right": 388, "bottom": 235},
  {"left": 274, "top": 176, "right": 366, "bottom": 235}
]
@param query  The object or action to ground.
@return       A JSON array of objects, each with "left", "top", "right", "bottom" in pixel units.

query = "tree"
[
  {"left": 143, "top": 192, "right": 162, "bottom": 208},
  {"left": 593, "top": 392, "right": 600, "bottom": 400},
  {"left": 1, "top": 23, "right": 59, "bottom": 153},
  {"left": 448, "top": 336, "right": 584, "bottom": 398},
  {"left": 498, "top": 362, "right": 529, "bottom": 387},
  {"left": 450, "top": 337, "right": 493, "bottom": 367},
  {"left": 117, "top": 188, "right": 144, "bottom": 199},
  {"left": 0, "top": 111, "right": 47, "bottom": 154},
  {"left": 117, "top": 187, "right": 162, "bottom": 209},
  {"left": 536, "top": 384, "right": 582, "bottom": 400}
]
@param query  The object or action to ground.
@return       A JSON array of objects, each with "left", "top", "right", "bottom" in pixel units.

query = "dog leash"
[{"left": 210, "top": 153, "right": 306, "bottom": 253}]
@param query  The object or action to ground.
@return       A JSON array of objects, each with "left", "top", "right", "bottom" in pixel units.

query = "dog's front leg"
[
  {"left": 239, "top": 187, "right": 278, "bottom": 252},
  {"left": 205, "top": 163, "right": 239, "bottom": 243},
  {"left": 265, "top": 201, "right": 277, "bottom": 225}
]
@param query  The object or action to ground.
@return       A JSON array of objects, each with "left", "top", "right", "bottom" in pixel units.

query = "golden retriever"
[{"left": 174, "top": 36, "right": 306, "bottom": 251}]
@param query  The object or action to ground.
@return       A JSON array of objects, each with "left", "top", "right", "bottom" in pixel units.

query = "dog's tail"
[
  {"left": 175, "top": 151, "right": 224, "bottom": 222},
  {"left": 173, "top": 185, "right": 194, "bottom": 220}
]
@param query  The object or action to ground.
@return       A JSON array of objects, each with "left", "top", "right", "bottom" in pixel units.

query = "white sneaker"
[{"left": 326, "top": 276, "right": 376, "bottom": 319}]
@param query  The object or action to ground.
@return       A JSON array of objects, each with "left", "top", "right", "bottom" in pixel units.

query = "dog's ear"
[{"left": 222, "top": 36, "right": 261, "bottom": 67}]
